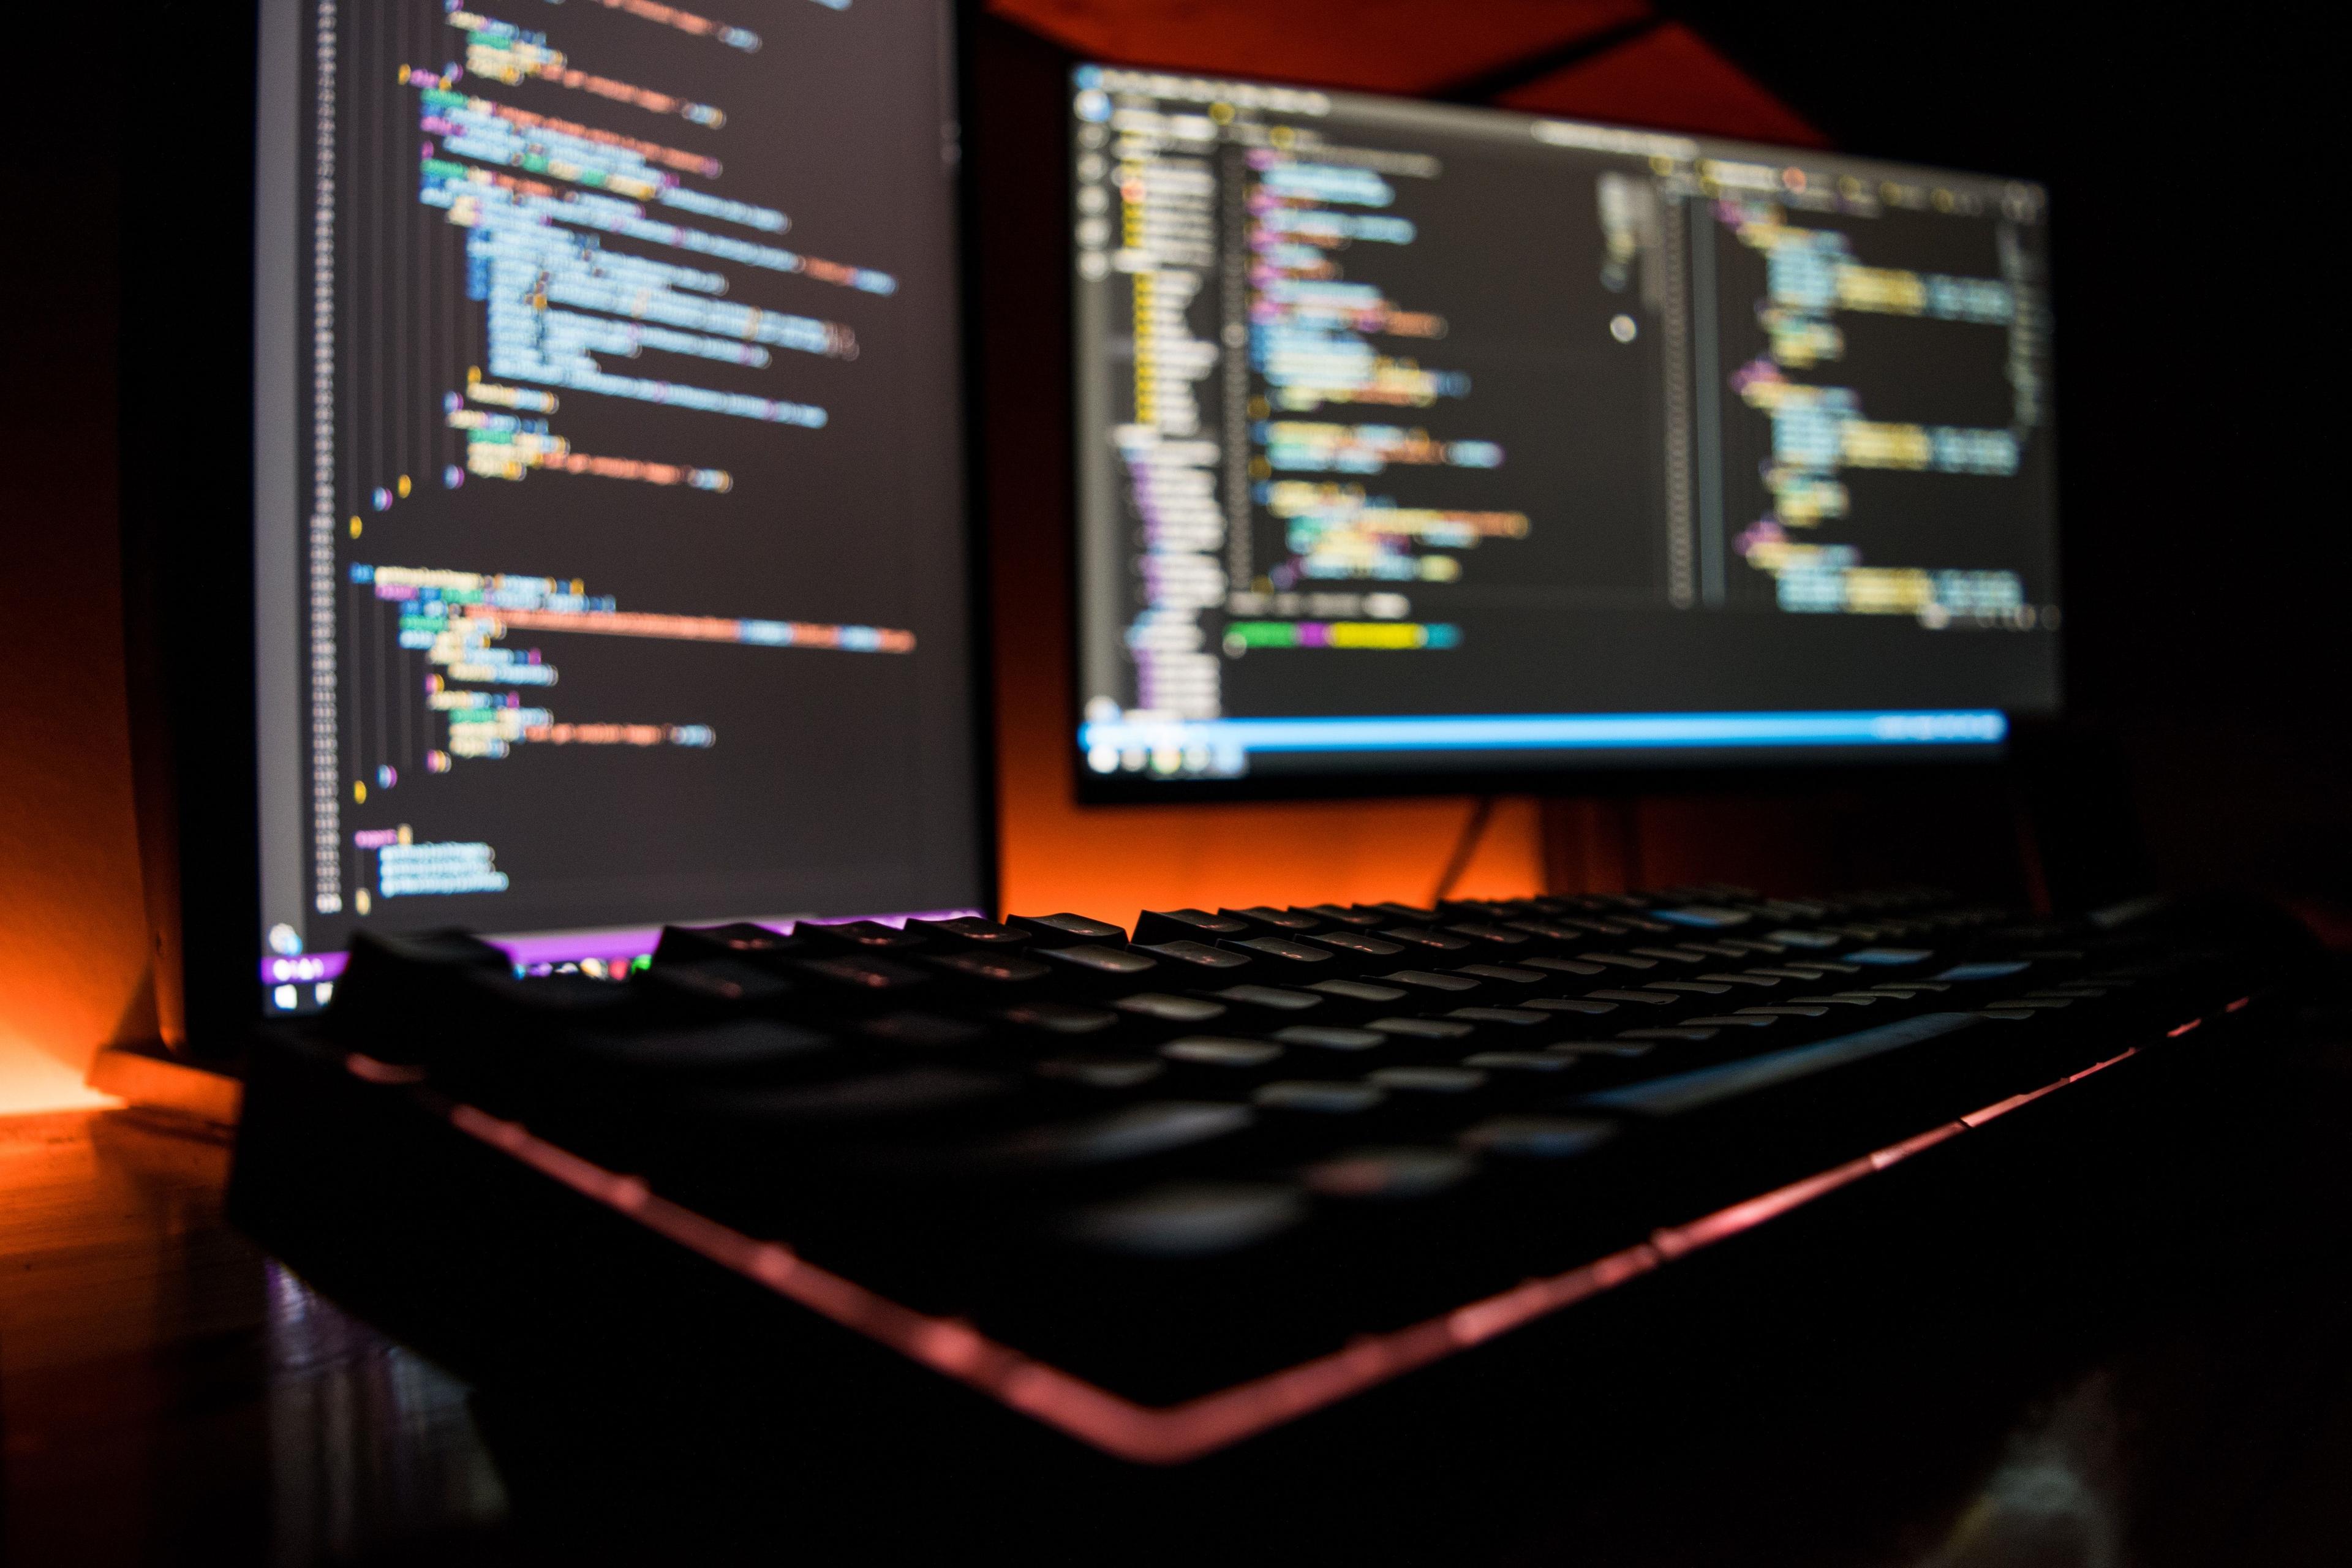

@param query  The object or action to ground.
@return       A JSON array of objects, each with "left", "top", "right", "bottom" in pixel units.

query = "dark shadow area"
[{"left": 1661, "top": 1, "right": 2344, "bottom": 910}]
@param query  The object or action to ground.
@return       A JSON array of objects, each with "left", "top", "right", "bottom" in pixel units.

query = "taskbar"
[{"left": 1080, "top": 709, "right": 2009, "bottom": 781}]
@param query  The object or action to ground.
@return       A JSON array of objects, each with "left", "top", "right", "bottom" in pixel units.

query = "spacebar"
[{"left": 1579, "top": 1012, "right": 1981, "bottom": 1117}]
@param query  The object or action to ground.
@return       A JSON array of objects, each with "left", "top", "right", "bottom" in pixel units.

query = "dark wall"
[{"left": 1666, "top": 1, "right": 2345, "bottom": 904}]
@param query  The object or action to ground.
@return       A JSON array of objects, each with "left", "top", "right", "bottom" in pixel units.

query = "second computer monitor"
[
  {"left": 246, "top": 0, "right": 982, "bottom": 1020},
  {"left": 1070, "top": 66, "right": 2058, "bottom": 791}
]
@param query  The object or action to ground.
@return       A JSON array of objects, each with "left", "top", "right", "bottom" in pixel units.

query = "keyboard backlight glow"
[{"left": 412, "top": 1041, "right": 2149, "bottom": 1465}]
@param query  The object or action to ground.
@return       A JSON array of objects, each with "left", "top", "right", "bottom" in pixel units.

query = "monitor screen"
[
  {"left": 1068, "top": 66, "right": 2059, "bottom": 791},
  {"left": 251, "top": 0, "right": 981, "bottom": 1014}
]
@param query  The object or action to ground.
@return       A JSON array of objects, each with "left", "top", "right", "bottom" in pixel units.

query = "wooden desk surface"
[
  {"left": 0, "top": 1110, "right": 503, "bottom": 1565},
  {"left": 9, "top": 1014, "right": 2352, "bottom": 1566}
]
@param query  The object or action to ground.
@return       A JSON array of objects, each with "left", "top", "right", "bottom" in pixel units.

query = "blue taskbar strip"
[{"left": 1081, "top": 710, "right": 2007, "bottom": 778}]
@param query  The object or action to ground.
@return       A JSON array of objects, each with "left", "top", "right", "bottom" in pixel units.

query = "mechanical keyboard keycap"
[
  {"left": 1502, "top": 920, "right": 1593, "bottom": 945},
  {"left": 792, "top": 954, "right": 933, "bottom": 1013},
  {"left": 1037, "top": 1055, "right": 1166, "bottom": 1091},
  {"left": 861, "top": 1011, "right": 989, "bottom": 1052},
  {"left": 1380, "top": 969, "right": 1480, "bottom": 995},
  {"left": 1442, "top": 923, "right": 1533, "bottom": 949},
  {"left": 799, "top": 919, "right": 929, "bottom": 953},
  {"left": 1368, "top": 1066, "right": 1487, "bottom": 1095},
  {"left": 1523, "top": 956, "right": 1607, "bottom": 978},
  {"left": 1223, "top": 936, "right": 1341, "bottom": 975},
  {"left": 1253, "top": 1080, "right": 1387, "bottom": 1115},
  {"left": 1063, "top": 1182, "right": 1309, "bottom": 1257},
  {"left": 905, "top": 916, "right": 1032, "bottom": 950},
  {"left": 1204, "top": 984, "right": 1325, "bottom": 1019},
  {"left": 1446, "top": 1007, "right": 1549, "bottom": 1028},
  {"left": 1133, "top": 908, "right": 1251, "bottom": 945},
  {"left": 325, "top": 929, "right": 515, "bottom": 1044},
  {"left": 1382, "top": 926, "right": 1475, "bottom": 954},
  {"left": 1272, "top": 1025, "right": 1385, "bottom": 1054},
  {"left": 928, "top": 951, "right": 1050, "bottom": 992},
  {"left": 639, "top": 956, "right": 794, "bottom": 1010},
  {"left": 1159, "top": 1037, "right": 1283, "bottom": 1069},
  {"left": 1303, "top": 1145, "right": 1475, "bottom": 1200},
  {"left": 1220, "top": 907, "right": 1322, "bottom": 935},
  {"left": 1367, "top": 1017, "right": 1476, "bottom": 1044},
  {"left": 1654, "top": 905, "right": 1751, "bottom": 929},
  {"left": 1292, "top": 904, "right": 1385, "bottom": 929},
  {"left": 1455, "top": 964, "right": 1546, "bottom": 987},
  {"left": 1031, "top": 944, "right": 1161, "bottom": 988},
  {"left": 1302, "top": 930, "right": 1408, "bottom": 967},
  {"left": 1679, "top": 940, "right": 1776, "bottom": 960},
  {"left": 1309, "top": 978, "right": 1410, "bottom": 1006},
  {"left": 1553, "top": 916, "right": 1635, "bottom": 936},
  {"left": 650, "top": 921, "right": 797, "bottom": 964},
  {"left": 1459, "top": 1115, "right": 1616, "bottom": 1159},
  {"left": 1583, "top": 1011, "right": 1979, "bottom": 1119},
  {"left": 1463, "top": 1050, "right": 1578, "bottom": 1076},
  {"left": 1136, "top": 940, "right": 1255, "bottom": 977},
  {"left": 1009, "top": 913, "right": 1129, "bottom": 944},
  {"left": 1114, "top": 993, "right": 1229, "bottom": 1026},
  {"left": 1000, "top": 1000, "right": 1123, "bottom": 1038},
  {"left": 987, "top": 1102, "right": 1254, "bottom": 1169}
]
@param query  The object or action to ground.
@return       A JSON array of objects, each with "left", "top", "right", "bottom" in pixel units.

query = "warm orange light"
[
  {"left": 996, "top": 789, "right": 1545, "bottom": 926},
  {"left": 0, "top": 1026, "right": 124, "bottom": 1116}
]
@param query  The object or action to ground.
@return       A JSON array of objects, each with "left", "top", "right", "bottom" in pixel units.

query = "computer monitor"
[
  {"left": 1068, "top": 66, "right": 2059, "bottom": 796},
  {"left": 129, "top": 0, "right": 984, "bottom": 1045}
]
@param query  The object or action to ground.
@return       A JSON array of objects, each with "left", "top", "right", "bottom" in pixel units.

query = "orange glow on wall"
[
  {"left": 0, "top": 482, "right": 153, "bottom": 1104},
  {"left": 1, "top": 173, "right": 154, "bottom": 1109},
  {"left": 996, "top": 782, "right": 1547, "bottom": 929}
]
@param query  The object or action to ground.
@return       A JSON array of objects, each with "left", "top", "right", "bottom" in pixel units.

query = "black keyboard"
[{"left": 230, "top": 887, "right": 2311, "bottom": 1468}]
